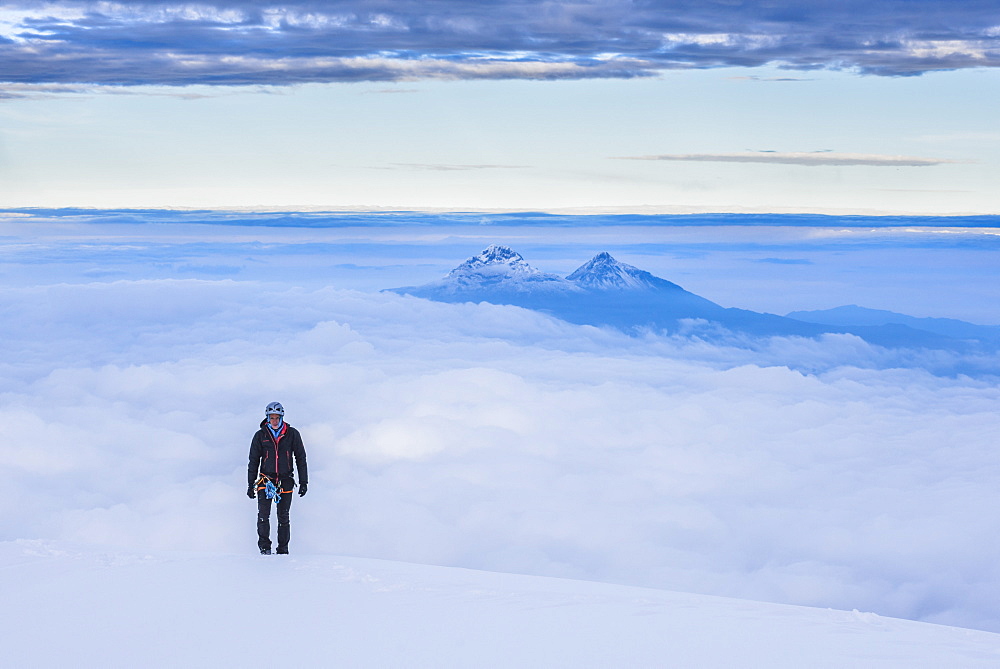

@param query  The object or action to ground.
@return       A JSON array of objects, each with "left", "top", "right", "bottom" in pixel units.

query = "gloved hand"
[
  {"left": 247, "top": 484, "right": 256, "bottom": 499},
  {"left": 298, "top": 482, "right": 308, "bottom": 497}
]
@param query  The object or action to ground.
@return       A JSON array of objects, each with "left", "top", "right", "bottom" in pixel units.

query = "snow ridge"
[
  {"left": 425, "top": 244, "right": 577, "bottom": 294},
  {"left": 447, "top": 244, "right": 540, "bottom": 278}
]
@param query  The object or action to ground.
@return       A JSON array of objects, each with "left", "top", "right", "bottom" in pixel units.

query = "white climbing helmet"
[{"left": 265, "top": 401, "right": 284, "bottom": 417}]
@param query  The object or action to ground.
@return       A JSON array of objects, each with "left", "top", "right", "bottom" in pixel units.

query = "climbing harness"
[
  {"left": 257, "top": 474, "right": 289, "bottom": 502},
  {"left": 264, "top": 478, "right": 281, "bottom": 504}
]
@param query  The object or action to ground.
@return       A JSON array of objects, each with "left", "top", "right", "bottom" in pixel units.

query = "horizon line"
[{"left": 2, "top": 204, "right": 1000, "bottom": 217}]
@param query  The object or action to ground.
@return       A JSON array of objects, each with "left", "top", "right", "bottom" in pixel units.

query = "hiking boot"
[{"left": 260, "top": 548, "right": 272, "bottom": 555}]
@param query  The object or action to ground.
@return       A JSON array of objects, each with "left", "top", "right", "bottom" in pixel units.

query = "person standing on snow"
[{"left": 247, "top": 402, "right": 308, "bottom": 555}]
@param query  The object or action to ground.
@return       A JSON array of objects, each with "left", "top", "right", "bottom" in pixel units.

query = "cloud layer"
[
  {"left": 4, "top": 277, "right": 1000, "bottom": 633},
  {"left": 2, "top": 1, "right": 999, "bottom": 87},
  {"left": 3, "top": 210, "right": 1000, "bottom": 633}
]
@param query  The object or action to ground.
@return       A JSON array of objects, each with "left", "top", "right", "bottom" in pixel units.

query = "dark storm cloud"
[{"left": 0, "top": 1, "right": 998, "bottom": 86}]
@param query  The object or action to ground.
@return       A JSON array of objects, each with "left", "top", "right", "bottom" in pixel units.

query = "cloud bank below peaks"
[
  {"left": 2, "top": 1, "right": 1000, "bottom": 87},
  {"left": 5, "top": 280, "right": 1000, "bottom": 633}
]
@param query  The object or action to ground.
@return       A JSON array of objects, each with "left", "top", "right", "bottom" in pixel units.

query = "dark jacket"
[{"left": 248, "top": 419, "right": 308, "bottom": 492}]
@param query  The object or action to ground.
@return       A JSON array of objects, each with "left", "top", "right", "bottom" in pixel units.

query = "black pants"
[{"left": 257, "top": 489, "right": 293, "bottom": 553}]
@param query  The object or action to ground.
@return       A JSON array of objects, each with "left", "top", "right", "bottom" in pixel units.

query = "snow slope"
[{"left": 6, "top": 541, "right": 1000, "bottom": 668}]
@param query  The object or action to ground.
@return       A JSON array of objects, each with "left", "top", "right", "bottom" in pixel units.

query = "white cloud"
[
  {"left": 661, "top": 32, "right": 781, "bottom": 49},
  {"left": 88, "top": 2, "right": 247, "bottom": 25},
  {"left": 903, "top": 38, "right": 992, "bottom": 60},
  {"left": 4, "top": 278, "right": 1000, "bottom": 632},
  {"left": 0, "top": 6, "right": 88, "bottom": 41}
]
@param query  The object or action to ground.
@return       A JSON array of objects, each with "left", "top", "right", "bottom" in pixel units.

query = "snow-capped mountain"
[
  {"left": 566, "top": 251, "right": 682, "bottom": 291},
  {"left": 399, "top": 244, "right": 580, "bottom": 297},
  {"left": 448, "top": 244, "right": 543, "bottom": 279},
  {"left": 388, "top": 246, "right": 989, "bottom": 351},
  {"left": 394, "top": 246, "right": 689, "bottom": 299},
  {"left": 389, "top": 245, "right": 739, "bottom": 331}
]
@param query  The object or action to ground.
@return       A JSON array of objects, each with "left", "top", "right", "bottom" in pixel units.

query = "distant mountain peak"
[
  {"left": 391, "top": 245, "right": 695, "bottom": 301},
  {"left": 448, "top": 244, "right": 539, "bottom": 278},
  {"left": 387, "top": 247, "right": 999, "bottom": 357},
  {"left": 567, "top": 251, "right": 673, "bottom": 291},
  {"left": 396, "top": 245, "right": 574, "bottom": 297}
]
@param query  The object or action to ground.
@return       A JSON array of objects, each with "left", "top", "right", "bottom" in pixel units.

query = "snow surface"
[{"left": 6, "top": 540, "right": 1000, "bottom": 668}]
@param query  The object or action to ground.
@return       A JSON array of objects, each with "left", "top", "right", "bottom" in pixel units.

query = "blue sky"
[{"left": 1, "top": 1, "right": 998, "bottom": 212}]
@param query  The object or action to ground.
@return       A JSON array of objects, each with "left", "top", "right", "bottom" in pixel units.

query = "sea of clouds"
[{"left": 4, "top": 272, "right": 1000, "bottom": 632}]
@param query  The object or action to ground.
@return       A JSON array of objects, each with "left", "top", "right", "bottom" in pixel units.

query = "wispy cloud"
[
  {"left": 727, "top": 75, "right": 815, "bottom": 82},
  {"left": 0, "top": 82, "right": 94, "bottom": 100},
  {"left": 383, "top": 163, "right": 531, "bottom": 172},
  {"left": 1, "top": 1, "right": 998, "bottom": 87},
  {"left": 0, "top": 81, "right": 273, "bottom": 101},
  {"left": 875, "top": 188, "right": 975, "bottom": 193},
  {"left": 615, "top": 152, "right": 963, "bottom": 167}
]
